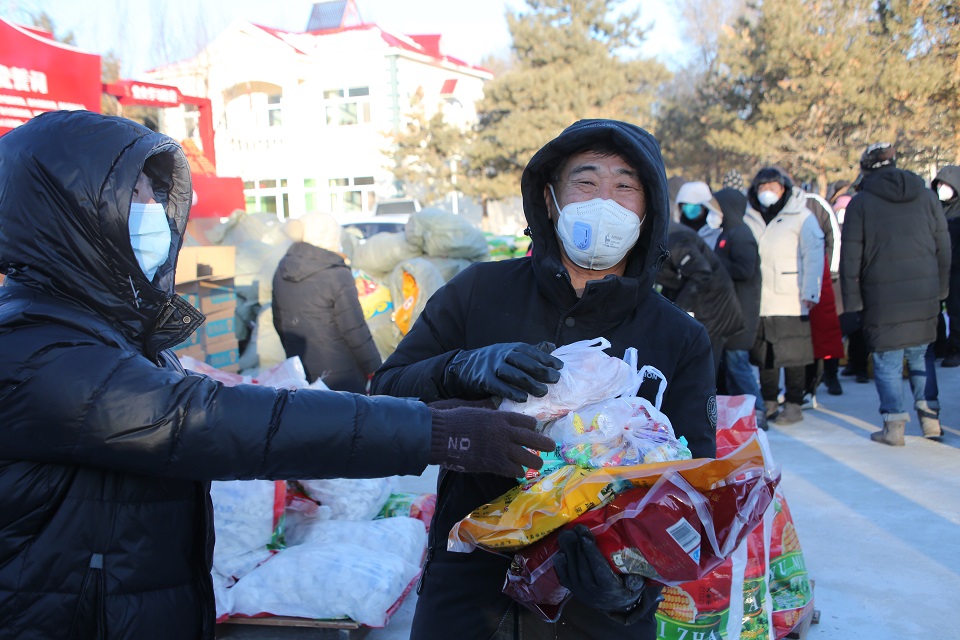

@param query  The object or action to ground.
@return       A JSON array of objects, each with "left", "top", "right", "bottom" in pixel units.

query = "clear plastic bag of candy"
[{"left": 544, "top": 395, "right": 690, "bottom": 469}]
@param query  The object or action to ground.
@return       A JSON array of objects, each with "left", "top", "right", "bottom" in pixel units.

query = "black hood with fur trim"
[{"left": 520, "top": 119, "right": 670, "bottom": 297}]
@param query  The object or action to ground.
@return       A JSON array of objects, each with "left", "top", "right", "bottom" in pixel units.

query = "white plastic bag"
[
  {"left": 500, "top": 338, "right": 641, "bottom": 421},
  {"left": 284, "top": 517, "right": 427, "bottom": 568},
  {"left": 229, "top": 542, "right": 421, "bottom": 627},
  {"left": 297, "top": 477, "right": 394, "bottom": 521},
  {"left": 210, "top": 480, "right": 284, "bottom": 579}
]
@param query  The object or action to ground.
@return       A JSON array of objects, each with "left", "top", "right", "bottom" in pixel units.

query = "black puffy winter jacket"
[
  {"left": 0, "top": 111, "right": 432, "bottom": 640},
  {"left": 840, "top": 165, "right": 950, "bottom": 352},
  {"left": 273, "top": 242, "right": 382, "bottom": 392},
  {"left": 372, "top": 119, "right": 717, "bottom": 640}
]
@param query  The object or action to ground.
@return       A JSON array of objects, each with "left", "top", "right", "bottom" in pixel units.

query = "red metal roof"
[{"left": 248, "top": 22, "right": 490, "bottom": 74}]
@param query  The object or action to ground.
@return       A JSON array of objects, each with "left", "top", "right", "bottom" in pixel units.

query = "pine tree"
[{"left": 462, "top": 0, "right": 670, "bottom": 208}]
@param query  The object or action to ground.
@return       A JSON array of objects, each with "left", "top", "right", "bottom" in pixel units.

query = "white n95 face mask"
[
  {"left": 938, "top": 183, "right": 955, "bottom": 202},
  {"left": 129, "top": 202, "right": 171, "bottom": 281},
  {"left": 550, "top": 184, "right": 642, "bottom": 270},
  {"left": 706, "top": 210, "right": 723, "bottom": 230},
  {"left": 757, "top": 190, "right": 781, "bottom": 208}
]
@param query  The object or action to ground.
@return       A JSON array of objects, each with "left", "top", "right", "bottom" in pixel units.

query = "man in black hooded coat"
[
  {"left": 372, "top": 119, "right": 717, "bottom": 640},
  {"left": 0, "top": 111, "right": 556, "bottom": 640}
]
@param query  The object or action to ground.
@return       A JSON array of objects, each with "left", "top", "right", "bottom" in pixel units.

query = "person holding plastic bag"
[
  {"left": 372, "top": 119, "right": 718, "bottom": 640},
  {"left": 0, "top": 111, "right": 555, "bottom": 640}
]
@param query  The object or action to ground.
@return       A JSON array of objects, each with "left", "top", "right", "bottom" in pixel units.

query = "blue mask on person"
[
  {"left": 680, "top": 203, "right": 704, "bottom": 220},
  {"left": 129, "top": 202, "right": 171, "bottom": 281}
]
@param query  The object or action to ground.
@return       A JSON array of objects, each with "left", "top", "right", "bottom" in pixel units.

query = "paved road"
[{"left": 219, "top": 361, "right": 960, "bottom": 639}]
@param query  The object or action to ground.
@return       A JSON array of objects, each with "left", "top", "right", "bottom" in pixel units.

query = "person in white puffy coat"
[{"left": 747, "top": 167, "right": 824, "bottom": 425}]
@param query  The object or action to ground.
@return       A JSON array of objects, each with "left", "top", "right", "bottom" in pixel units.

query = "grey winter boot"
[
  {"left": 870, "top": 420, "right": 906, "bottom": 446},
  {"left": 917, "top": 408, "right": 942, "bottom": 439},
  {"left": 764, "top": 400, "right": 780, "bottom": 421},
  {"left": 774, "top": 402, "right": 803, "bottom": 425}
]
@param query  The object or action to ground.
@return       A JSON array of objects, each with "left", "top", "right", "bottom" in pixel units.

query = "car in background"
[
  {"left": 372, "top": 197, "right": 421, "bottom": 216},
  {"left": 338, "top": 213, "right": 410, "bottom": 241}
]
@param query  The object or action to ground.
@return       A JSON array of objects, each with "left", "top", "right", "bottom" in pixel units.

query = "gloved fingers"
[
  {"left": 507, "top": 442, "right": 549, "bottom": 471},
  {"left": 534, "top": 341, "right": 558, "bottom": 355},
  {"left": 481, "top": 373, "right": 531, "bottom": 403},
  {"left": 495, "top": 363, "right": 550, "bottom": 398},
  {"left": 505, "top": 346, "right": 563, "bottom": 383},
  {"left": 503, "top": 419, "right": 555, "bottom": 452},
  {"left": 428, "top": 398, "right": 498, "bottom": 411}
]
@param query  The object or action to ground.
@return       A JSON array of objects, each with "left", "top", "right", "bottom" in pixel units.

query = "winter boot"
[
  {"left": 943, "top": 352, "right": 960, "bottom": 368},
  {"left": 774, "top": 402, "right": 803, "bottom": 425},
  {"left": 822, "top": 370, "right": 843, "bottom": 395},
  {"left": 917, "top": 408, "right": 943, "bottom": 439},
  {"left": 764, "top": 400, "right": 780, "bottom": 421},
  {"left": 870, "top": 420, "right": 906, "bottom": 446}
]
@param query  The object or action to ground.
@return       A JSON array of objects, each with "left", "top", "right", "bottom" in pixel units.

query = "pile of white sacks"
[{"left": 185, "top": 208, "right": 489, "bottom": 376}]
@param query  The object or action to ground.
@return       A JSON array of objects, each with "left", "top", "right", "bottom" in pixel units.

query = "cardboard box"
[
  {"left": 171, "top": 342, "right": 205, "bottom": 360},
  {"left": 176, "top": 246, "right": 235, "bottom": 284},
  {"left": 171, "top": 330, "right": 202, "bottom": 351},
  {"left": 176, "top": 278, "right": 237, "bottom": 315},
  {"left": 206, "top": 338, "right": 240, "bottom": 372},
  {"left": 199, "top": 307, "right": 237, "bottom": 342}
]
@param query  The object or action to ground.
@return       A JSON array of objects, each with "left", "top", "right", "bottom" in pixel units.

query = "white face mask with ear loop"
[
  {"left": 937, "top": 183, "right": 955, "bottom": 202},
  {"left": 705, "top": 210, "right": 723, "bottom": 230},
  {"left": 129, "top": 202, "right": 172, "bottom": 281},
  {"left": 549, "top": 184, "right": 644, "bottom": 270}
]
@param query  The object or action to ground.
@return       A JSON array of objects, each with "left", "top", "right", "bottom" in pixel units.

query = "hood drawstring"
[{"left": 127, "top": 275, "right": 142, "bottom": 309}]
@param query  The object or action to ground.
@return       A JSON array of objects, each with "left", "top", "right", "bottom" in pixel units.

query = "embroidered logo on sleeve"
[{"left": 706, "top": 395, "right": 718, "bottom": 429}]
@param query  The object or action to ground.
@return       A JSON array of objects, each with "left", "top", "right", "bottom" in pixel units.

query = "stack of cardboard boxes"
[{"left": 173, "top": 246, "right": 240, "bottom": 372}]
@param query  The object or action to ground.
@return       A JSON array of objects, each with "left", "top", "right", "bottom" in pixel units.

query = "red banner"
[
  {"left": 190, "top": 175, "right": 246, "bottom": 219},
  {"left": 0, "top": 18, "right": 101, "bottom": 135}
]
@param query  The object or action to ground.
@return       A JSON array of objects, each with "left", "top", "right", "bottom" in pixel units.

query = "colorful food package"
[
  {"left": 768, "top": 486, "right": 814, "bottom": 638},
  {"left": 353, "top": 268, "right": 393, "bottom": 321},
  {"left": 651, "top": 395, "right": 814, "bottom": 640},
  {"left": 501, "top": 457, "right": 778, "bottom": 621},
  {"left": 545, "top": 396, "right": 690, "bottom": 469},
  {"left": 376, "top": 492, "right": 438, "bottom": 532},
  {"left": 499, "top": 338, "right": 643, "bottom": 421},
  {"left": 449, "top": 432, "right": 776, "bottom": 553}
]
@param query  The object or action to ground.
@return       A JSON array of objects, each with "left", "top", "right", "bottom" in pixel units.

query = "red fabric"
[{"left": 810, "top": 258, "right": 845, "bottom": 360}]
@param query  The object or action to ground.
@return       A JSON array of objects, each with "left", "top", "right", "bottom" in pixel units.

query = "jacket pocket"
[{"left": 68, "top": 553, "right": 105, "bottom": 640}]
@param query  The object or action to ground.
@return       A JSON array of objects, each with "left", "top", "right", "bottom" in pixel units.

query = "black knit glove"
[
  {"left": 442, "top": 341, "right": 563, "bottom": 403},
  {"left": 555, "top": 524, "right": 663, "bottom": 623},
  {"left": 428, "top": 403, "right": 555, "bottom": 477}
]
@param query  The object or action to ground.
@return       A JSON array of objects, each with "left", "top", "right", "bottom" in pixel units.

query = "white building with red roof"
[{"left": 148, "top": 0, "right": 491, "bottom": 219}]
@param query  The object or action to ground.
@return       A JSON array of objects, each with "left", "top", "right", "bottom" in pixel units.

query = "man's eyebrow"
[{"left": 568, "top": 163, "right": 640, "bottom": 180}]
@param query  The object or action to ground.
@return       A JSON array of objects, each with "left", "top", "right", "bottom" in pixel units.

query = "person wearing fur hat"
[
  {"left": 272, "top": 212, "right": 382, "bottom": 392},
  {"left": 373, "top": 119, "right": 718, "bottom": 640},
  {"left": 747, "top": 167, "right": 825, "bottom": 425},
  {"left": 841, "top": 143, "right": 950, "bottom": 445},
  {"left": 931, "top": 165, "right": 960, "bottom": 368}
]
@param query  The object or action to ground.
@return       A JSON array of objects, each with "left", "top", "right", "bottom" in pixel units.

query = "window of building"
[
  {"left": 267, "top": 94, "right": 282, "bottom": 127},
  {"left": 326, "top": 175, "right": 376, "bottom": 213},
  {"left": 323, "top": 86, "right": 371, "bottom": 126},
  {"left": 245, "top": 177, "right": 290, "bottom": 219}
]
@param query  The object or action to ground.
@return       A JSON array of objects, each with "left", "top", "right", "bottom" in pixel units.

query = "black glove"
[
  {"left": 442, "top": 342, "right": 563, "bottom": 403},
  {"left": 428, "top": 403, "right": 556, "bottom": 477},
  {"left": 555, "top": 524, "right": 663, "bottom": 623}
]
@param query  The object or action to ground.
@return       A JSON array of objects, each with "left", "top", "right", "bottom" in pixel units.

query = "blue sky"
[{"left": 8, "top": 0, "right": 685, "bottom": 78}]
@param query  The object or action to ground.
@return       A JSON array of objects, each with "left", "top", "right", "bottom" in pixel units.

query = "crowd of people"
[
  {"left": 668, "top": 146, "right": 952, "bottom": 442},
  {"left": 0, "top": 109, "right": 953, "bottom": 639}
]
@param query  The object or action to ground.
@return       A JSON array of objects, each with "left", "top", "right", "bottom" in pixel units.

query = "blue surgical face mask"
[
  {"left": 129, "top": 202, "right": 171, "bottom": 281},
  {"left": 680, "top": 203, "right": 704, "bottom": 220}
]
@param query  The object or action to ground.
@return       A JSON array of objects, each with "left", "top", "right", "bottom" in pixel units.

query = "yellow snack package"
[{"left": 449, "top": 435, "right": 770, "bottom": 553}]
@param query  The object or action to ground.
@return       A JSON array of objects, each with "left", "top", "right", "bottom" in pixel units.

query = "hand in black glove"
[
  {"left": 555, "top": 524, "right": 662, "bottom": 622},
  {"left": 428, "top": 403, "right": 555, "bottom": 477},
  {"left": 442, "top": 342, "right": 563, "bottom": 403}
]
